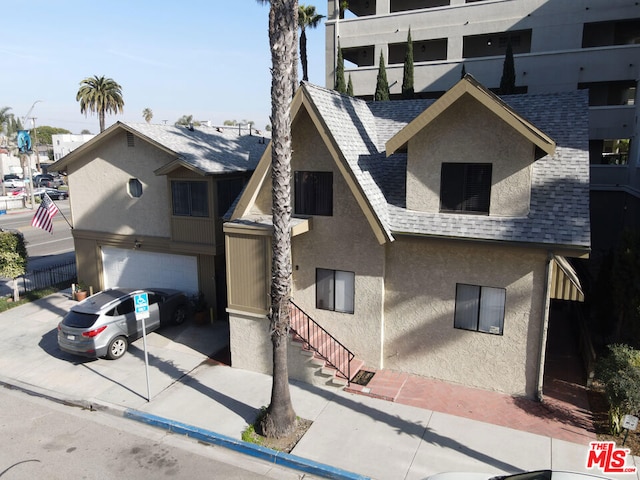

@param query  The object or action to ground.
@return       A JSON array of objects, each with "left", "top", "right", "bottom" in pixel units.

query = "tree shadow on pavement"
[
  {"left": 295, "top": 380, "right": 523, "bottom": 473},
  {"left": 126, "top": 345, "right": 259, "bottom": 426}
]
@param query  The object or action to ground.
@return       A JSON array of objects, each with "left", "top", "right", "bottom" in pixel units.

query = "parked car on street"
[
  {"left": 36, "top": 188, "right": 68, "bottom": 200},
  {"left": 34, "top": 174, "right": 64, "bottom": 188},
  {"left": 3, "top": 174, "right": 25, "bottom": 188},
  {"left": 57, "top": 288, "right": 188, "bottom": 360}
]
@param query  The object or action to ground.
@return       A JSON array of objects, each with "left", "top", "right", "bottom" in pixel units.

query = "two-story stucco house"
[
  {"left": 224, "top": 76, "right": 590, "bottom": 399},
  {"left": 50, "top": 122, "right": 269, "bottom": 316}
]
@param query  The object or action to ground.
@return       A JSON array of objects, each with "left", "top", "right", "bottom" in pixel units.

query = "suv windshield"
[{"left": 62, "top": 311, "right": 99, "bottom": 328}]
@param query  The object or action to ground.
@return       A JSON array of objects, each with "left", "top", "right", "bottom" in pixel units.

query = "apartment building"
[{"left": 325, "top": 0, "right": 639, "bottom": 256}]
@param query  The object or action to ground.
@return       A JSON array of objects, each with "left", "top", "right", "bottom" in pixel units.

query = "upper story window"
[
  {"left": 389, "top": 38, "right": 447, "bottom": 64},
  {"left": 217, "top": 177, "right": 245, "bottom": 217},
  {"left": 294, "top": 171, "right": 333, "bottom": 216},
  {"left": 589, "top": 139, "right": 630, "bottom": 165},
  {"left": 463, "top": 30, "right": 531, "bottom": 59},
  {"left": 390, "top": 0, "right": 449, "bottom": 13},
  {"left": 582, "top": 19, "right": 640, "bottom": 48},
  {"left": 128, "top": 178, "right": 143, "bottom": 198},
  {"left": 578, "top": 81, "right": 636, "bottom": 106},
  {"left": 440, "top": 163, "right": 491, "bottom": 214},
  {"left": 171, "top": 180, "right": 209, "bottom": 217},
  {"left": 343, "top": 45, "right": 375, "bottom": 68}
]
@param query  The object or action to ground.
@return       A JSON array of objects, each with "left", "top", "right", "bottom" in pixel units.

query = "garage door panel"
[{"left": 101, "top": 247, "right": 198, "bottom": 295}]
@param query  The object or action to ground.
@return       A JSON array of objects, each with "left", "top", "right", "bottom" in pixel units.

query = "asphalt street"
[
  {"left": 0, "top": 201, "right": 74, "bottom": 296},
  {"left": 0, "top": 386, "right": 317, "bottom": 479}
]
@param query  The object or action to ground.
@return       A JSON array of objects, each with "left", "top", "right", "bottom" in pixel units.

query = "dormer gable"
[{"left": 386, "top": 75, "right": 556, "bottom": 217}]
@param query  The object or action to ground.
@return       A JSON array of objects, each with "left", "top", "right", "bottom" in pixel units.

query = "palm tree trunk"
[
  {"left": 99, "top": 110, "right": 106, "bottom": 133},
  {"left": 260, "top": 0, "right": 298, "bottom": 439},
  {"left": 300, "top": 29, "right": 308, "bottom": 82}
]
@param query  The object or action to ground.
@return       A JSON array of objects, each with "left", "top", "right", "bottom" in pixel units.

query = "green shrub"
[
  {"left": 595, "top": 343, "right": 640, "bottom": 434},
  {"left": 0, "top": 231, "right": 27, "bottom": 279}
]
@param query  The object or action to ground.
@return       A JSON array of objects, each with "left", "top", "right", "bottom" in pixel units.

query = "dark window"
[
  {"left": 128, "top": 178, "right": 143, "bottom": 198},
  {"left": 217, "top": 177, "right": 245, "bottom": 216},
  {"left": 343, "top": 45, "right": 375, "bottom": 67},
  {"left": 316, "top": 268, "right": 355, "bottom": 314},
  {"left": 440, "top": 163, "right": 491, "bottom": 214},
  {"left": 589, "top": 139, "right": 630, "bottom": 165},
  {"left": 390, "top": 0, "right": 449, "bottom": 14},
  {"left": 463, "top": 30, "right": 532, "bottom": 58},
  {"left": 578, "top": 81, "right": 636, "bottom": 106},
  {"left": 171, "top": 181, "right": 209, "bottom": 217},
  {"left": 61, "top": 311, "right": 99, "bottom": 328},
  {"left": 117, "top": 298, "right": 135, "bottom": 315},
  {"left": 454, "top": 284, "right": 505, "bottom": 335},
  {"left": 582, "top": 19, "right": 640, "bottom": 47},
  {"left": 389, "top": 38, "right": 447, "bottom": 64},
  {"left": 294, "top": 171, "right": 333, "bottom": 216}
]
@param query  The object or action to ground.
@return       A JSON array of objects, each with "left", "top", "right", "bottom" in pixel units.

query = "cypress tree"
[
  {"left": 499, "top": 39, "right": 516, "bottom": 94},
  {"left": 374, "top": 52, "right": 390, "bottom": 101},
  {"left": 347, "top": 74, "right": 354, "bottom": 96},
  {"left": 401, "top": 28, "right": 414, "bottom": 99},
  {"left": 335, "top": 41, "right": 347, "bottom": 94}
]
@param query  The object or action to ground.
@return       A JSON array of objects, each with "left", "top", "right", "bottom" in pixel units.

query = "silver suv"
[{"left": 57, "top": 288, "right": 187, "bottom": 360}]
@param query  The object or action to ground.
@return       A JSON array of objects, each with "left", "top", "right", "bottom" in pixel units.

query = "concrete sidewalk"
[{"left": 0, "top": 291, "right": 638, "bottom": 480}]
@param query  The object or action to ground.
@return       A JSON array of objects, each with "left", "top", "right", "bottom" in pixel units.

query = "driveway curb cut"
[{"left": 124, "top": 409, "right": 372, "bottom": 480}]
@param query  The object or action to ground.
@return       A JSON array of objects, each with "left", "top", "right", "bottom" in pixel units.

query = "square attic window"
[{"left": 128, "top": 178, "right": 143, "bottom": 198}]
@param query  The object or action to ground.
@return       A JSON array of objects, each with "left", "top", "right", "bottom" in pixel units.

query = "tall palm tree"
[
  {"left": 76, "top": 75, "right": 124, "bottom": 133},
  {"left": 0, "top": 107, "right": 13, "bottom": 146},
  {"left": 256, "top": 0, "right": 298, "bottom": 439},
  {"left": 142, "top": 108, "right": 153, "bottom": 123},
  {"left": 298, "top": 4, "right": 324, "bottom": 82},
  {"left": 0, "top": 106, "right": 13, "bottom": 132}
]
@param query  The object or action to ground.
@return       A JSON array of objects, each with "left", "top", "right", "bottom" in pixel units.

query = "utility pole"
[{"left": 29, "top": 117, "right": 40, "bottom": 171}]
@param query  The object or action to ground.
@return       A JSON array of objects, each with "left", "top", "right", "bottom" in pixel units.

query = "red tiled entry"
[{"left": 345, "top": 307, "right": 596, "bottom": 445}]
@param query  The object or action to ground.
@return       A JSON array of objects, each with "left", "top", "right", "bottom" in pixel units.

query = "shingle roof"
[
  {"left": 300, "top": 82, "right": 590, "bottom": 251},
  {"left": 122, "top": 122, "right": 270, "bottom": 174}
]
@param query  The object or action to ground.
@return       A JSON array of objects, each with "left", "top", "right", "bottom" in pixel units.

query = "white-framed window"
[
  {"left": 128, "top": 178, "right": 143, "bottom": 198},
  {"left": 316, "top": 268, "right": 355, "bottom": 314},
  {"left": 454, "top": 283, "right": 505, "bottom": 335}
]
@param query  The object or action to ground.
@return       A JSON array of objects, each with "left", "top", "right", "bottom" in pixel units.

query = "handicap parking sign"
[{"left": 134, "top": 292, "right": 149, "bottom": 319}]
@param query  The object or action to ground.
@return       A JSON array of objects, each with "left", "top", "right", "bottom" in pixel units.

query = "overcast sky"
[{"left": 1, "top": 1, "right": 327, "bottom": 134}]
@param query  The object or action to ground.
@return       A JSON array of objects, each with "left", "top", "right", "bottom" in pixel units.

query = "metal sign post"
[
  {"left": 134, "top": 293, "right": 151, "bottom": 402},
  {"left": 622, "top": 414, "right": 638, "bottom": 446}
]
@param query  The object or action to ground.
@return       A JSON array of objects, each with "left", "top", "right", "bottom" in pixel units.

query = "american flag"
[{"left": 31, "top": 193, "right": 60, "bottom": 233}]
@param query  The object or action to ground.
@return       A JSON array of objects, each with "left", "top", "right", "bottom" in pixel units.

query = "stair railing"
[{"left": 289, "top": 300, "right": 355, "bottom": 381}]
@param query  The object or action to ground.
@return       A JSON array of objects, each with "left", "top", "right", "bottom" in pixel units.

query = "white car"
[
  {"left": 427, "top": 471, "right": 612, "bottom": 480},
  {"left": 3, "top": 178, "right": 25, "bottom": 188}
]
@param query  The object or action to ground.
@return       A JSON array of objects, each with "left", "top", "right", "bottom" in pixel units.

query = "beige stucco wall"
[
  {"left": 228, "top": 104, "right": 549, "bottom": 397},
  {"left": 384, "top": 236, "right": 548, "bottom": 397},
  {"left": 287, "top": 110, "right": 386, "bottom": 368},
  {"left": 239, "top": 108, "right": 387, "bottom": 369},
  {"left": 406, "top": 95, "right": 533, "bottom": 217},
  {"left": 67, "top": 131, "right": 174, "bottom": 236}
]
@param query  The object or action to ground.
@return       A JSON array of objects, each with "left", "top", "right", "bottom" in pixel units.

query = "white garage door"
[{"left": 101, "top": 246, "right": 198, "bottom": 294}]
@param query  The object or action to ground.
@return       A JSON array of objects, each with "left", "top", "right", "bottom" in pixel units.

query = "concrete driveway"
[{"left": 0, "top": 290, "right": 228, "bottom": 409}]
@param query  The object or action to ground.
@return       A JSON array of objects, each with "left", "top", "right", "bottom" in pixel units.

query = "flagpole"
[{"left": 50, "top": 197, "right": 73, "bottom": 230}]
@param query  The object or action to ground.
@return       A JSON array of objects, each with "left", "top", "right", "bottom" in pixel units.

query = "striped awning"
[{"left": 550, "top": 256, "right": 584, "bottom": 302}]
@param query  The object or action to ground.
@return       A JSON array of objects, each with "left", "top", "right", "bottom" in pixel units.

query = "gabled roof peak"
[{"left": 386, "top": 74, "right": 556, "bottom": 159}]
